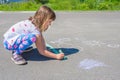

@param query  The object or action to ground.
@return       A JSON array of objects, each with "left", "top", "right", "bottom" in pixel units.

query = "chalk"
[
  {"left": 58, "top": 49, "right": 67, "bottom": 60},
  {"left": 59, "top": 49, "right": 63, "bottom": 53},
  {"left": 46, "top": 43, "right": 67, "bottom": 60}
]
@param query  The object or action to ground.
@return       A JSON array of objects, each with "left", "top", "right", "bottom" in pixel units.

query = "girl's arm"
[{"left": 35, "top": 34, "right": 64, "bottom": 60}]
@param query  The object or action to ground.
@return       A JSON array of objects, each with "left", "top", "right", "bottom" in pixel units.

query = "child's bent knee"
[{"left": 30, "top": 34, "right": 36, "bottom": 43}]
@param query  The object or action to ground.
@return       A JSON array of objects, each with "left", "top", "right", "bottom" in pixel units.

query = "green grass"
[
  {"left": 0, "top": 0, "right": 120, "bottom": 11},
  {"left": 0, "top": 1, "right": 40, "bottom": 11}
]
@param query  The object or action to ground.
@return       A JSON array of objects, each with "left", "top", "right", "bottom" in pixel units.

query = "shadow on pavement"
[{"left": 22, "top": 48, "right": 79, "bottom": 61}]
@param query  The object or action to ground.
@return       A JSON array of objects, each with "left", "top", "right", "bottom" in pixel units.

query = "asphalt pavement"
[{"left": 0, "top": 11, "right": 120, "bottom": 80}]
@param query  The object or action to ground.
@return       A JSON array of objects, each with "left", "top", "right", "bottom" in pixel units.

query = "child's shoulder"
[
  {"left": 16, "top": 19, "right": 30, "bottom": 23},
  {"left": 20, "top": 19, "right": 31, "bottom": 23},
  {"left": 17, "top": 20, "right": 33, "bottom": 26},
  {"left": 12, "top": 20, "right": 32, "bottom": 28}
]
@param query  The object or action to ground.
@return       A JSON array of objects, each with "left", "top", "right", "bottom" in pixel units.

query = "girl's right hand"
[{"left": 56, "top": 53, "right": 64, "bottom": 60}]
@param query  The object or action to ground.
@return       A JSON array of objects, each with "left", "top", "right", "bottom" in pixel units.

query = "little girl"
[{"left": 3, "top": 5, "right": 64, "bottom": 65}]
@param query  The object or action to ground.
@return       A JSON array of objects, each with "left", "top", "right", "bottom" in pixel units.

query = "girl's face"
[{"left": 44, "top": 19, "right": 53, "bottom": 31}]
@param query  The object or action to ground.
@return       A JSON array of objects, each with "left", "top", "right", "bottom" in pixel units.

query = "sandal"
[{"left": 11, "top": 54, "right": 27, "bottom": 65}]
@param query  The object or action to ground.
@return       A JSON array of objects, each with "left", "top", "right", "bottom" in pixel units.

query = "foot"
[{"left": 11, "top": 54, "right": 27, "bottom": 65}]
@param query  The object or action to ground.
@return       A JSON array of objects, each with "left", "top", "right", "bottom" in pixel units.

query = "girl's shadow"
[{"left": 22, "top": 47, "right": 79, "bottom": 61}]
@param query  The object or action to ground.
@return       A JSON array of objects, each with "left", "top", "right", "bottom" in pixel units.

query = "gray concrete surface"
[{"left": 0, "top": 11, "right": 120, "bottom": 80}]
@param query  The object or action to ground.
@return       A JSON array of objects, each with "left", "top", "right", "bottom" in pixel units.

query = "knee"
[
  {"left": 30, "top": 34, "right": 36, "bottom": 43},
  {"left": 3, "top": 40, "right": 12, "bottom": 50}
]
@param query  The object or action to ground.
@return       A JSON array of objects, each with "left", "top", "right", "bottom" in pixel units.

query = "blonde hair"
[{"left": 29, "top": 5, "right": 56, "bottom": 32}]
